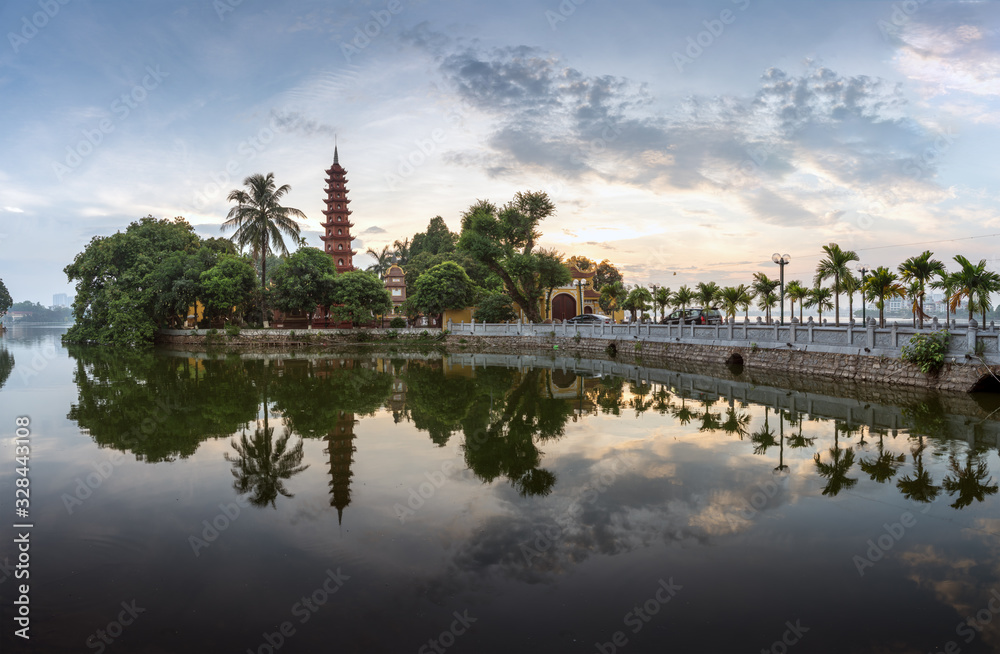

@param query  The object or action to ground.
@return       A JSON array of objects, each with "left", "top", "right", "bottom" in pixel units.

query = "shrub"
[
  {"left": 605, "top": 342, "right": 618, "bottom": 357},
  {"left": 389, "top": 317, "right": 406, "bottom": 329},
  {"left": 354, "top": 330, "right": 371, "bottom": 343},
  {"left": 901, "top": 330, "right": 950, "bottom": 373},
  {"left": 384, "top": 329, "right": 399, "bottom": 340},
  {"left": 225, "top": 323, "right": 241, "bottom": 338}
]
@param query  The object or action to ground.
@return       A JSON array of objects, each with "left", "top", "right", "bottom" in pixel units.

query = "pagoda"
[{"left": 320, "top": 147, "right": 356, "bottom": 274}]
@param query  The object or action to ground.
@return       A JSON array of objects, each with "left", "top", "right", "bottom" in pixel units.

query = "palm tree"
[
  {"left": 654, "top": 287, "right": 671, "bottom": 322},
  {"left": 222, "top": 172, "right": 306, "bottom": 323},
  {"left": 863, "top": 266, "right": 906, "bottom": 327},
  {"left": 814, "top": 243, "right": 860, "bottom": 326},
  {"left": 840, "top": 272, "right": 862, "bottom": 324},
  {"left": 898, "top": 250, "right": 945, "bottom": 329},
  {"left": 718, "top": 285, "right": 751, "bottom": 323},
  {"left": 672, "top": 285, "right": 695, "bottom": 313},
  {"left": 751, "top": 273, "right": 780, "bottom": 323},
  {"left": 905, "top": 279, "right": 922, "bottom": 328},
  {"left": 365, "top": 245, "right": 394, "bottom": 278},
  {"left": 721, "top": 407, "right": 752, "bottom": 440},
  {"left": 392, "top": 238, "right": 411, "bottom": 266},
  {"left": 751, "top": 406, "right": 778, "bottom": 455},
  {"left": 949, "top": 255, "right": 1000, "bottom": 323},
  {"left": 931, "top": 270, "right": 957, "bottom": 325},
  {"left": 786, "top": 280, "right": 809, "bottom": 323},
  {"left": 806, "top": 284, "right": 833, "bottom": 323},
  {"left": 695, "top": 281, "right": 721, "bottom": 309}
]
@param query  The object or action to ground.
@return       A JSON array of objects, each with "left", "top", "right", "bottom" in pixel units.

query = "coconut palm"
[
  {"left": 654, "top": 286, "right": 671, "bottom": 322},
  {"left": 718, "top": 284, "right": 751, "bottom": 323},
  {"left": 806, "top": 284, "right": 834, "bottom": 323},
  {"left": 840, "top": 272, "right": 862, "bottom": 324},
  {"left": 949, "top": 255, "right": 1000, "bottom": 323},
  {"left": 365, "top": 245, "right": 394, "bottom": 278},
  {"left": 695, "top": 281, "right": 721, "bottom": 310},
  {"left": 814, "top": 243, "right": 860, "bottom": 326},
  {"left": 898, "top": 250, "right": 945, "bottom": 329},
  {"left": 672, "top": 285, "right": 695, "bottom": 313},
  {"left": 863, "top": 266, "right": 906, "bottom": 327},
  {"left": 905, "top": 279, "right": 922, "bottom": 328},
  {"left": 785, "top": 280, "right": 809, "bottom": 323},
  {"left": 751, "top": 273, "right": 780, "bottom": 323},
  {"left": 222, "top": 172, "right": 306, "bottom": 322},
  {"left": 392, "top": 238, "right": 411, "bottom": 266}
]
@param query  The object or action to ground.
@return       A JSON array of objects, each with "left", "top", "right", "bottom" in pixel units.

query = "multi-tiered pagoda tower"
[{"left": 320, "top": 147, "right": 356, "bottom": 274}]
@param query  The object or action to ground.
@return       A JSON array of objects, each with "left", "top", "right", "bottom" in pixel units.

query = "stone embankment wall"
[{"left": 157, "top": 329, "right": 999, "bottom": 394}]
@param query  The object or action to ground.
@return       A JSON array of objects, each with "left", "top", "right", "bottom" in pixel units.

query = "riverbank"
[{"left": 157, "top": 328, "right": 1000, "bottom": 394}]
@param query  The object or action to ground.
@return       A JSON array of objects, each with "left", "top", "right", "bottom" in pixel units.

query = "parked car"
[
  {"left": 566, "top": 313, "right": 614, "bottom": 324},
  {"left": 660, "top": 308, "right": 722, "bottom": 325}
]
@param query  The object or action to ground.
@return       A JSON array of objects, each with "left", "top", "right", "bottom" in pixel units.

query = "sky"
[{"left": 2, "top": 0, "right": 1000, "bottom": 305}]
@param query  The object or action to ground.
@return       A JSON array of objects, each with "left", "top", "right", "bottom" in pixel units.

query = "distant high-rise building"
[{"left": 52, "top": 293, "right": 71, "bottom": 308}]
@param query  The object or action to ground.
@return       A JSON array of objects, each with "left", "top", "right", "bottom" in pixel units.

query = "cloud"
[
  {"left": 361, "top": 225, "right": 387, "bottom": 234},
  {"left": 269, "top": 110, "right": 338, "bottom": 138}
]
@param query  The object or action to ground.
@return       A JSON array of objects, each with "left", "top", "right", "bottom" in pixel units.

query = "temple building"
[
  {"left": 320, "top": 147, "right": 356, "bottom": 273},
  {"left": 384, "top": 264, "right": 406, "bottom": 314}
]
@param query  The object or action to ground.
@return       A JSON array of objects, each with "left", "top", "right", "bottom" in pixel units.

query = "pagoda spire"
[{"left": 320, "top": 145, "right": 356, "bottom": 274}]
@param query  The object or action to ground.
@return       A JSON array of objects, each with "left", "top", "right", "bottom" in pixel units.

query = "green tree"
[
  {"left": 839, "top": 273, "right": 861, "bottom": 323},
  {"left": 474, "top": 293, "right": 518, "bottom": 323},
  {"left": 898, "top": 250, "right": 945, "bottom": 329},
  {"left": 592, "top": 259, "right": 623, "bottom": 292},
  {"left": 268, "top": 247, "right": 338, "bottom": 327},
  {"left": 695, "top": 281, "right": 720, "bottom": 309},
  {"left": 931, "top": 270, "right": 958, "bottom": 324},
  {"left": 410, "top": 216, "right": 457, "bottom": 258},
  {"left": 64, "top": 216, "right": 201, "bottom": 345},
  {"left": 199, "top": 254, "right": 258, "bottom": 324},
  {"left": 599, "top": 280, "right": 626, "bottom": 316},
  {"left": 221, "top": 172, "right": 305, "bottom": 324},
  {"left": 654, "top": 286, "right": 671, "bottom": 321},
  {"left": 863, "top": 266, "right": 906, "bottom": 327},
  {"left": 806, "top": 284, "right": 834, "bottom": 323},
  {"left": 393, "top": 237, "right": 411, "bottom": 266},
  {"left": 365, "top": 245, "right": 394, "bottom": 278},
  {"left": 411, "top": 261, "right": 477, "bottom": 321},
  {"left": 949, "top": 255, "right": 1000, "bottom": 323},
  {"left": 0, "top": 278, "right": 11, "bottom": 320},
  {"left": 785, "top": 280, "right": 808, "bottom": 323},
  {"left": 404, "top": 250, "right": 498, "bottom": 297},
  {"left": 718, "top": 285, "right": 751, "bottom": 323},
  {"left": 537, "top": 250, "right": 573, "bottom": 320},
  {"left": 622, "top": 285, "right": 653, "bottom": 322},
  {"left": 672, "top": 285, "right": 695, "bottom": 313},
  {"left": 458, "top": 191, "right": 560, "bottom": 322},
  {"left": 751, "top": 273, "right": 780, "bottom": 323},
  {"left": 568, "top": 255, "right": 596, "bottom": 272},
  {"left": 329, "top": 270, "right": 392, "bottom": 325},
  {"left": 814, "top": 242, "right": 859, "bottom": 325}
]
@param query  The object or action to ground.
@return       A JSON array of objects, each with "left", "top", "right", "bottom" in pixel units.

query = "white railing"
[{"left": 447, "top": 317, "right": 1000, "bottom": 365}]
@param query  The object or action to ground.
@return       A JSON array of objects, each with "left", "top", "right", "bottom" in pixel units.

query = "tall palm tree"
[
  {"left": 751, "top": 273, "right": 780, "bottom": 323},
  {"left": 672, "top": 285, "right": 695, "bottom": 313},
  {"left": 931, "top": 270, "right": 957, "bottom": 325},
  {"left": 365, "top": 245, "right": 394, "bottom": 278},
  {"left": 718, "top": 285, "right": 751, "bottom": 323},
  {"left": 863, "top": 266, "right": 906, "bottom": 327},
  {"left": 695, "top": 281, "right": 721, "bottom": 309},
  {"left": 786, "top": 280, "right": 809, "bottom": 323},
  {"left": 905, "top": 279, "right": 922, "bottom": 328},
  {"left": 949, "top": 255, "right": 1000, "bottom": 323},
  {"left": 840, "top": 272, "right": 862, "bottom": 324},
  {"left": 654, "top": 287, "right": 671, "bottom": 322},
  {"left": 392, "top": 238, "right": 411, "bottom": 266},
  {"left": 814, "top": 242, "right": 860, "bottom": 326},
  {"left": 222, "top": 172, "right": 306, "bottom": 323},
  {"left": 898, "top": 250, "right": 945, "bottom": 329},
  {"left": 806, "top": 284, "right": 833, "bottom": 323}
]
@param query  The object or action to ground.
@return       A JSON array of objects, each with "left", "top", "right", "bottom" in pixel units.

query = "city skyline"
[{"left": 3, "top": 0, "right": 1000, "bottom": 304}]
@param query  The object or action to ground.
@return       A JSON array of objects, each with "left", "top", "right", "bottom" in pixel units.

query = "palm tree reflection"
[
  {"left": 942, "top": 450, "right": 998, "bottom": 509},
  {"left": 896, "top": 437, "right": 941, "bottom": 505},
  {"left": 226, "top": 401, "right": 309, "bottom": 508},
  {"left": 813, "top": 423, "right": 857, "bottom": 496}
]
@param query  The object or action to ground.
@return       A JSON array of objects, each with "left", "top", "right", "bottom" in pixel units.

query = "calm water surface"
[{"left": 1, "top": 326, "right": 1000, "bottom": 653}]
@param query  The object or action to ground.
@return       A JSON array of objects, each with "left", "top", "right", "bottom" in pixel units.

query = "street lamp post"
[
  {"left": 856, "top": 264, "right": 869, "bottom": 325},
  {"left": 772, "top": 253, "right": 790, "bottom": 324}
]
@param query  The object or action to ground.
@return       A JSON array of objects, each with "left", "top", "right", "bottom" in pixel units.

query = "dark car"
[
  {"left": 660, "top": 308, "right": 722, "bottom": 325},
  {"left": 566, "top": 313, "right": 614, "bottom": 324}
]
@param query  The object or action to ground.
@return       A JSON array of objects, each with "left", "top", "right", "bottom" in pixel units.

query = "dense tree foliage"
[
  {"left": 474, "top": 293, "right": 518, "bottom": 323},
  {"left": 411, "top": 262, "right": 478, "bottom": 319},
  {"left": 593, "top": 259, "right": 623, "bottom": 291},
  {"left": 0, "top": 278, "right": 11, "bottom": 319},
  {"left": 3, "top": 301, "right": 72, "bottom": 323},
  {"left": 268, "top": 247, "right": 338, "bottom": 326},
  {"left": 199, "top": 254, "right": 259, "bottom": 324},
  {"left": 409, "top": 215, "right": 457, "bottom": 258},
  {"left": 329, "top": 270, "right": 392, "bottom": 325}
]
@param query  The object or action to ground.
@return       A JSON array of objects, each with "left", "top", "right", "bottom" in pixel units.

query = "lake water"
[{"left": 1, "top": 326, "right": 1000, "bottom": 653}]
